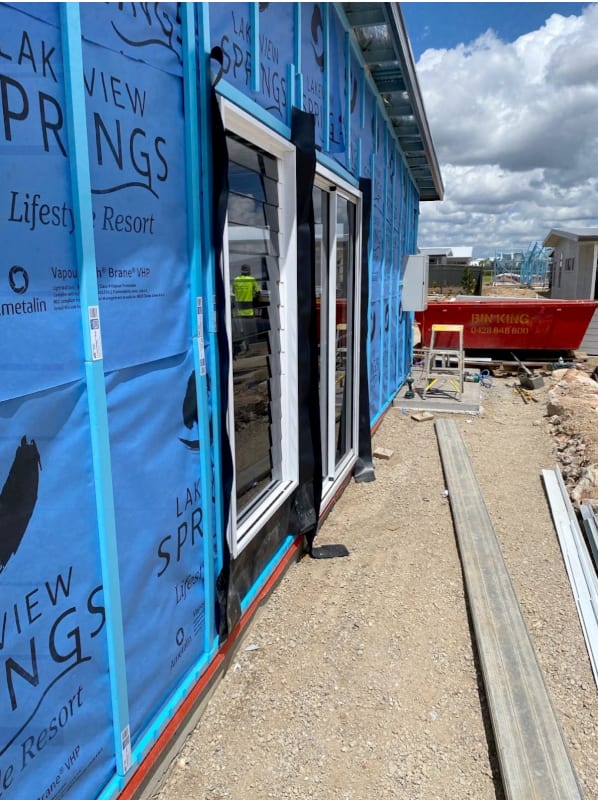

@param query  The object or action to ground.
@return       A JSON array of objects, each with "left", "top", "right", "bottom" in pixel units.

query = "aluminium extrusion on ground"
[
  {"left": 436, "top": 419, "right": 583, "bottom": 800},
  {"left": 579, "top": 503, "right": 598, "bottom": 573},
  {"left": 542, "top": 469, "right": 598, "bottom": 687}
]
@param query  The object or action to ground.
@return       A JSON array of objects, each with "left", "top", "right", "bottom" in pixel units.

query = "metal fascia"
[{"left": 383, "top": 3, "right": 444, "bottom": 201}]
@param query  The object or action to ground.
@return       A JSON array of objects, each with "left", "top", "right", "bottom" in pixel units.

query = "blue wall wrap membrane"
[
  {"left": 105, "top": 351, "right": 206, "bottom": 746},
  {"left": 0, "top": 381, "right": 114, "bottom": 800}
]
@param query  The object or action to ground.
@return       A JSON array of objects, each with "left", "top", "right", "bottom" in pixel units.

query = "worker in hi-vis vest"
[
  {"left": 232, "top": 264, "right": 260, "bottom": 353},
  {"left": 233, "top": 264, "right": 260, "bottom": 316}
]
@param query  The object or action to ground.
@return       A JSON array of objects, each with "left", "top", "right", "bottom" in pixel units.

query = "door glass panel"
[
  {"left": 335, "top": 196, "right": 355, "bottom": 464},
  {"left": 226, "top": 134, "right": 282, "bottom": 517}
]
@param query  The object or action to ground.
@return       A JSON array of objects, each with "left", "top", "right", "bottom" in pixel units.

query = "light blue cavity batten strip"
[
  {"left": 294, "top": 3, "right": 301, "bottom": 72},
  {"left": 250, "top": 3, "right": 260, "bottom": 93},
  {"left": 345, "top": 31, "right": 351, "bottom": 168},
  {"left": 323, "top": 3, "right": 330, "bottom": 152},
  {"left": 360, "top": 70, "right": 365, "bottom": 128},
  {"left": 294, "top": 3, "right": 303, "bottom": 108},
  {"left": 286, "top": 63, "right": 296, "bottom": 126},
  {"left": 60, "top": 3, "right": 131, "bottom": 778},
  {"left": 182, "top": 3, "right": 216, "bottom": 658},
  {"left": 356, "top": 137, "right": 362, "bottom": 179},
  {"left": 295, "top": 71, "right": 304, "bottom": 112}
]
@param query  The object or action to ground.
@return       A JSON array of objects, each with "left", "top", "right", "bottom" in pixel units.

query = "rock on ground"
[{"left": 151, "top": 372, "right": 598, "bottom": 800}]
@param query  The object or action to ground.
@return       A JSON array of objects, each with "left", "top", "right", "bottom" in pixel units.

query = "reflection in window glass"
[
  {"left": 313, "top": 186, "right": 329, "bottom": 452},
  {"left": 226, "top": 134, "right": 282, "bottom": 517},
  {"left": 314, "top": 182, "right": 357, "bottom": 479},
  {"left": 335, "top": 196, "right": 355, "bottom": 465}
]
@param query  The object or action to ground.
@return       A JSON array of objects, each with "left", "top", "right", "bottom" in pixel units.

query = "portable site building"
[
  {"left": 0, "top": 3, "right": 442, "bottom": 798},
  {"left": 543, "top": 228, "right": 598, "bottom": 354}
]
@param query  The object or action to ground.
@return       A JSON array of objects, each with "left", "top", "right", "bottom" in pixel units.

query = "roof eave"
[
  {"left": 384, "top": 3, "right": 444, "bottom": 201},
  {"left": 341, "top": 2, "right": 444, "bottom": 202}
]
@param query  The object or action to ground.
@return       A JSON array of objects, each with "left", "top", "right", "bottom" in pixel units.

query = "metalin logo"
[
  {"left": 8, "top": 266, "right": 29, "bottom": 295},
  {"left": 1, "top": 266, "right": 47, "bottom": 318}
]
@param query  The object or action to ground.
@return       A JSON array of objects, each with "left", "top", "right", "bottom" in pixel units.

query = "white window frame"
[
  {"left": 314, "top": 165, "right": 362, "bottom": 504},
  {"left": 220, "top": 99, "right": 298, "bottom": 557}
]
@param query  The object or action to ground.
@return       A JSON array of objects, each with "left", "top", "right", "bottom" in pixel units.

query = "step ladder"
[{"left": 423, "top": 324, "right": 464, "bottom": 397}]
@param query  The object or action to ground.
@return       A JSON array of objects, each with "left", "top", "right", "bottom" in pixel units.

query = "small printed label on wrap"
[
  {"left": 121, "top": 724, "right": 132, "bottom": 773},
  {"left": 196, "top": 297, "right": 206, "bottom": 376},
  {"left": 88, "top": 305, "right": 103, "bottom": 361}
]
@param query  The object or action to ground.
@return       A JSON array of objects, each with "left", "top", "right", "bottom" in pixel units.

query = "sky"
[{"left": 401, "top": 2, "right": 598, "bottom": 258}]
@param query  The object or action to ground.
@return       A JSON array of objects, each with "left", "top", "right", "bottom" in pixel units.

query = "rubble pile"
[{"left": 545, "top": 367, "right": 598, "bottom": 508}]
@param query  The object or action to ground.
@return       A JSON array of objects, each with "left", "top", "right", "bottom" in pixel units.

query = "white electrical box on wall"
[{"left": 402, "top": 254, "right": 429, "bottom": 311}]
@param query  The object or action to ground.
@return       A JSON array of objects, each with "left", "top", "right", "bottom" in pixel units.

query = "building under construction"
[{"left": 493, "top": 242, "right": 552, "bottom": 287}]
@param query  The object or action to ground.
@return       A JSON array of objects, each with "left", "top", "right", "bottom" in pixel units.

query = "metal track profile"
[
  {"left": 543, "top": 470, "right": 598, "bottom": 686},
  {"left": 580, "top": 503, "right": 598, "bottom": 573},
  {"left": 435, "top": 419, "right": 583, "bottom": 800}
]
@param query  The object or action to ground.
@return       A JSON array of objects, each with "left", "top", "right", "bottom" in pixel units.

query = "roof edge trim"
[{"left": 385, "top": 3, "right": 444, "bottom": 200}]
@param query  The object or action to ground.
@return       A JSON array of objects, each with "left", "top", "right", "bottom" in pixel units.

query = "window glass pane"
[
  {"left": 313, "top": 186, "right": 329, "bottom": 469},
  {"left": 335, "top": 196, "right": 355, "bottom": 464},
  {"left": 228, "top": 192, "right": 280, "bottom": 232},
  {"left": 228, "top": 224, "right": 280, "bottom": 257},
  {"left": 229, "top": 166, "right": 279, "bottom": 206},
  {"left": 227, "top": 134, "right": 282, "bottom": 517},
  {"left": 228, "top": 137, "right": 278, "bottom": 180}
]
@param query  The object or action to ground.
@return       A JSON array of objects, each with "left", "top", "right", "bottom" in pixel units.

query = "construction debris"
[
  {"left": 511, "top": 352, "right": 544, "bottom": 390},
  {"left": 373, "top": 446, "right": 394, "bottom": 460},
  {"left": 410, "top": 411, "right": 435, "bottom": 422},
  {"left": 546, "top": 368, "right": 598, "bottom": 505},
  {"left": 513, "top": 385, "right": 538, "bottom": 404}
]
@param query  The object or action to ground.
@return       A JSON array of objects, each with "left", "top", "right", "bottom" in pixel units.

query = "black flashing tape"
[
  {"left": 217, "top": 103, "right": 313, "bottom": 622},
  {"left": 230, "top": 504, "right": 291, "bottom": 601},
  {"left": 288, "top": 108, "right": 322, "bottom": 545},
  {"left": 209, "top": 86, "right": 241, "bottom": 639},
  {"left": 353, "top": 178, "right": 375, "bottom": 483}
]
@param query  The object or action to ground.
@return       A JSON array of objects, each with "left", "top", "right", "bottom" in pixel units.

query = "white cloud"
[{"left": 415, "top": 4, "right": 598, "bottom": 256}]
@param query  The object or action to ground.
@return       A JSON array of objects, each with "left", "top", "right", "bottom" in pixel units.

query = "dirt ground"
[{"left": 152, "top": 352, "right": 598, "bottom": 799}]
